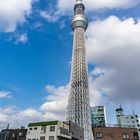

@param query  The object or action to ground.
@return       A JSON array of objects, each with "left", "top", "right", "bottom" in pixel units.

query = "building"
[
  {"left": 91, "top": 106, "right": 107, "bottom": 128},
  {"left": 26, "top": 120, "right": 84, "bottom": 140},
  {"left": 26, "top": 121, "right": 71, "bottom": 140},
  {"left": 67, "top": 0, "right": 93, "bottom": 139},
  {"left": 65, "top": 121, "right": 84, "bottom": 140},
  {"left": 93, "top": 127, "right": 139, "bottom": 140},
  {"left": 116, "top": 107, "right": 140, "bottom": 138},
  {"left": 0, "top": 127, "right": 27, "bottom": 140}
]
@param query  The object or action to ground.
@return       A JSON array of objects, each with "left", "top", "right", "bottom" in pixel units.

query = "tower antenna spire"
[{"left": 67, "top": 0, "right": 93, "bottom": 139}]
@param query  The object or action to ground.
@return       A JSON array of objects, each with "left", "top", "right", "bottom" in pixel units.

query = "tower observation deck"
[{"left": 67, "top": 0, "right": 93, "bottom": 140}]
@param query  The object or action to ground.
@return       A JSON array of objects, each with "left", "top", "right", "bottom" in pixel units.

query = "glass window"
[
  {"left": 96, "top": 132, "right": 103, "bottom": 139},
  {"left": 49, "top": 136, "right": 54, "bottom": 140},
  {"left": 40, "top": 136, "right": 45, "bottom": 140},
  {"left": 41, "top": 126, "right": 46, "bottom": 134},
  {"left": 34, "top": 127, "right": 38, "bottom": 130},
  {"left": 19, "top": 132, "right": 23, "bottom": 136},
  {"left": 12, "top": 133, "right": 15, "bottom": 137},
  {"left": 29, "top": 128, "right": 32, "bottom": 130},
  {"left": 60, "top": 127, "right": 68, "bottom": 135},
  {"left": 123, "top": 133, "right": 129, "bottom": 139},
  {"left": 50, "top": 126, "right": 55, "bottom": 132}
]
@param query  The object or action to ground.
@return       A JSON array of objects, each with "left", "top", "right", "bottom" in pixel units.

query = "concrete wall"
[{"left": 69, "top": 121, "right": 84, "bottom": 140}]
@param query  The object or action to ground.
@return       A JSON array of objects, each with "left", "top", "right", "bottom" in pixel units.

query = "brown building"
[{"left": 93, "top": 127, "right": 139, "bottom": 140}]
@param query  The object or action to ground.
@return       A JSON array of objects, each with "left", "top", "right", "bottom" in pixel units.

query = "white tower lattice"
[{"left": 67, "top": 0, "right": 93, "bottom": 140}]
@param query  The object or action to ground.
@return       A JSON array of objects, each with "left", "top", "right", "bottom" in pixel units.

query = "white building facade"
[
  {"left": 91, "top": 106, "right": 107, "bottom": 128},
  {"left": 26, "top": 121, "right": 72, "bottom": 140},
  {"left": 116, "top": 107, "right": 140, "bottom": 138}
]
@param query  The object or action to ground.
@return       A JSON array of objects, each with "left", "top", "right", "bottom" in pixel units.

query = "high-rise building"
[
  {"left": 91, "top": 106, "right": 107, "bottom": 128},
  {"left": 116, "top": 107, "right": 140, "bottom": 138},
  {"left": 67, "top": 0, "right": 93, "bottom": 140}
]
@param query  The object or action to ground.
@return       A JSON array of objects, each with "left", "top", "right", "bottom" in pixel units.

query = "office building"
[
  {"left": 91, "top": 106, "right": 107, "bottom": 127},
  {"left": 116, "top": 107, "right": 140, "bottom": 138}
]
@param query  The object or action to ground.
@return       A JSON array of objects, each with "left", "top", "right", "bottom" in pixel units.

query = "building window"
[
  {"left": 34, "top": 127, "right": 38, "bottom": 130},
  {"left": 41, "top": 126, "right": 46, "bottom": 134},
  {"left": 29, "top": 128, "right": 32, "bottom": 130},
  {"left": 60, "top": 127, "right": 68, "bottom": 135},
  {"left": 96, "top": 132, "right": 103, "bottom": 139},
  {"left": 12, "top": 133, "right": 15, "bottom": 137},
  {"left": 50, "top": 126, "right": 55, "bottom": 131},
  {"left": 40, "top": 136, "right": 45, "bottom": 140},
  {"left": 49, "top": 136, "right": 54, "bottom": 140},
  {"left": 123, "top": 133, "right": 129, "bottom": 139},
  {"left": 19, "top": 132, "right": 23, "bottom": 136}
]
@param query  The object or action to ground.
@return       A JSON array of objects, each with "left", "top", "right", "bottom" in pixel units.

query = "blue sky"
[{"left": 0, "top": 0, "right": 140, "bottom": 129}]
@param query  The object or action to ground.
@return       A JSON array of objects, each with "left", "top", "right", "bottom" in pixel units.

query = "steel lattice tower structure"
[{"left": 67, "top": 0, "right": 93, "bottom": 140}]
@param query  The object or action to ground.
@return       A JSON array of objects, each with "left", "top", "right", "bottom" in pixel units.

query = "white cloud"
[
  {"left": 0, "top": 0, "right": 34, "bottom": 32},
  {"left": 39, "top": 16, "right": 140, "bottom": 124},
  {"left": 40, "top": 11, "right": 59, "bottom": 22},
  {"left": 57, "top": 0, "right": 138, "bottom": 14},
  {"left": 16, "top": 33, "right": 28, "bottom": 43},
  {"left": 40, "top": 76, "right": 103, "bottom": 121},
  {"left": 0, "top": 91, "right": 11, "bottom": 99},
  {"left": 86, "top": 16, "right": 140, "bottom": 103},
  {"left": 40, "top": 85, "right": 69, "bottom": 121},
  {"left": 0, "top": 107, "right": 43, "bottom": 130}
]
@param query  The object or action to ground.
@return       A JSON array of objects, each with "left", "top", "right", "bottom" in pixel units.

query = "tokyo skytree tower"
[{"left": 67, "top": 0, "right": 93, "bottom": 140}]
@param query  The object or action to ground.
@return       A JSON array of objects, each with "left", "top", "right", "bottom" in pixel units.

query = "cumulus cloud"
[
  {"left": 40, "top": 11, "right": 59, "bottom": 22},
  {"left": 40, "top": 75, "right": 103, "bottom": 120},
  {"left": 39, "top": 16, "right": 140, "bottom": 122},
  {"left": 16, "top": 33, "right": 28, "bottom": 43},
  {"left": 86, "top": 16, "right": 140, "bottom": 103},
  {"left": 57, "top": 0, "right": 138, "bottom": 14},
  {"left": 40, "top": 85, "right": 69, "bottom": 121},
  {"left": 0, "top": 0, "right": 34, "bottom": 32},
  {"left": 0, "top": 91, "right": 11, "bottom": 99},
  {"left": 0, "top": 106, "right": 64, "bottom": 129},
  {"left": 0, "top": 107, "right": 43, "bottom": 130}
]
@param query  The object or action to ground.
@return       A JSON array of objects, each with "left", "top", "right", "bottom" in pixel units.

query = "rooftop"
[{"left": 28, "top": 121, "right": 58, "bottom": 127}]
